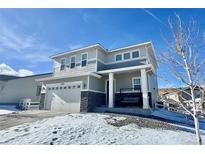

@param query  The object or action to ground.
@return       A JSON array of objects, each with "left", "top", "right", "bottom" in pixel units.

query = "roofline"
[
  {"left": 98, "top": 64, "right": 152, "bottom": 74},
  {"left": 50, "top": 43, "right": 107, "bottom": 59},
  {"left": 49, "top": 41, "right": 158, "bottom": 68},
  {"left": 108, "top": 41, "right": 152, "bottom": 53},
  {"left": 9, "top": 72, "right": 53, "bottom": 80},
  {"left": 36, "top": 72, "right": 101, "bottom": 82}
]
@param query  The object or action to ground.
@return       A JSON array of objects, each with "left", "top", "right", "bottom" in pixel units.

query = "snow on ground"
[
  {"left": 0, "top": 105, "right": 19, "bottom": 115},
  {"left": 0, "top": 113, "right": 204, "bottom": 145}
]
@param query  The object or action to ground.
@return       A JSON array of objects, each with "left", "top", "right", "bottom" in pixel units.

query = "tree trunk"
[{"left": 193, "top": 115, "right": 202, "bottom": 145}]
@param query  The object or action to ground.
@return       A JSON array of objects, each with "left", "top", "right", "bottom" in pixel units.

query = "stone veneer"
[{"left": 80, "top": 91, "right": 106, "bottom": 112}]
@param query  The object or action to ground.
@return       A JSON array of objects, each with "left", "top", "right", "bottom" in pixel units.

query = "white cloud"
[
  {"left": 141, "top": 9, "right": 167, "bottom": 27},
  {"left": 0, "top": 63, "right": 33, "bottom": 77},
  {"left": 0, "top": 15, "right": 59, "bottom": 65},
  {"left": 18, "top": 69, "right": 34, "bottom": 77}
]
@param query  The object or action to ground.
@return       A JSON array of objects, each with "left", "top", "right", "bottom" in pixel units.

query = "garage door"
[{"left": 45, "top": 81, "right": 82, "bottom": 112}]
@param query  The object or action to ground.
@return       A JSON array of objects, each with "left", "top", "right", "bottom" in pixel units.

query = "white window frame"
[
  {"left": 65, "top": 57, "right": 70, "bottom": 69},
  {"left": 60, "top": 58, "right": 66, "bottom": 71},
  {"left": 132, "top": 77, "right": 141, "bottom": 92},
  {"left": 123, "top": 52, "right": 131, "bottom": 61},
  {"left": 81, "top": 52, "right": 88, "bottom": 67},
  {"left": 132, "top": 50, "right": 140, "bottom": 59},
  {"left": 115, "top": 54, "right": 122, "bottom": 62},
  {"left": 70, "top": 55, "right": 76, "bottom": 69}
]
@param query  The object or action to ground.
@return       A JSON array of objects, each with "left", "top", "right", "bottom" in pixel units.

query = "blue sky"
[{"left": 0, "top": 8, "right": 205, "bottom": 87}]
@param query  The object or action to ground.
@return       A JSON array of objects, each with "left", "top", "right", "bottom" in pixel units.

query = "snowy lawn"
[
  {"left": 0, "top": 105, "right": 19, "bottom": 115},
  {"left": 0, "top": 113, "right": 204, "bottom": 145}
]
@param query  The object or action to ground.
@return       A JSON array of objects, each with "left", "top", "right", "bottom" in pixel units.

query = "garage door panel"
[{"left": 45, "top": 81, "right": 82, "bottom": 112}]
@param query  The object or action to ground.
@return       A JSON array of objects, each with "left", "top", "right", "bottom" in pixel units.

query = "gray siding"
[
  {"left": 97, "top": 59, "right": 146, "bottom": 71},
  {"left": 105, "top": 46, "right": 147, "bottom": 63},
  {"left": 0, "top": 74, "right": 52, "bottom": 103},
  {"left": 148, "top": 72, "right": 158, "bottom": 106},
  {"left": 103, "top": 71, "right": 141, "bottom": 92},
  {"left": 53, "top": 48, "right": 97, "bottom": 76},
  {"left": 43, "top": 76, "right": 88, "bottom": 90},
  {"left": 89, "top": 76, "right": 105, "bottom": 92}
]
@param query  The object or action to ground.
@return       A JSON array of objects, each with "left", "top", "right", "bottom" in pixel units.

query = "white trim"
[
  {"left": 98, "top": 64, "right": 152, "bottom": 74},
  {"left": 132, "top": 77, "right": 141, "bottom": 91},
  {"left": 96, "top": 48, "right": 98, "bottom": 72},
  {"left": 105, "top": 78, "right": 116, "bottom": 105},
  {"left": 81, "top": 52, "right": 88, "bottom": 67},
  {"left": 60, "top": 58, "right": 66, "bottom": 71},
  {"left": 51, "top": 42, "right": 151, "bottom": 59},
  {"left": 110, "top": 41, "right": 151, "bottom": 52},
  {"left": 81, "top": 89, "right": 106, "bottom": 94},
  {"left": 90, "top": 72, "right": 102, "bottom": 79},
  {"left": 36, "top": 72, "right": 102, "bottom": 82},
  {"left": 87, "top": 75, "right": 90, "bottom": 90},
  {"left": 50, "top": 44, "right": 106, "bottom": 59},
  {"left": 70, "top": 55, "right": 76, "bottom": 69}
]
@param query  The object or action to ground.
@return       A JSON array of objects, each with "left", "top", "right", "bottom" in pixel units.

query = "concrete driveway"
[{"left": 0, "top": 110, "right": 68, "bottom": 130}]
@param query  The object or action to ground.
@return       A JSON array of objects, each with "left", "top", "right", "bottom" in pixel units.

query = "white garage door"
[{"left": 45, "top": 81, "right": 82, "bottom": 112}]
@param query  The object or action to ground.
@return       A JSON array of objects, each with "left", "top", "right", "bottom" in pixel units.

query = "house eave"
[
  {"left": 97, "top": 64, "right": 153, "bottom": 74},
  {"left": 36, "top": 72, "right": 102, "bottom": 82}
]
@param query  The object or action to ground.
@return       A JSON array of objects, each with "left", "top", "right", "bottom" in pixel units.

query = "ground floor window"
[{"left": 132, "top": 77, "right": 141, "bottom": 91}]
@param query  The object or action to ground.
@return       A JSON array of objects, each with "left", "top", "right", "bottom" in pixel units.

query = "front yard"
[{"left": 0, "top": 112, "right": 204, "bottom": 145}]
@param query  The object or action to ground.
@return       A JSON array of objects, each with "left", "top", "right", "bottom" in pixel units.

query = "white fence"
[
  {"left": 156, "top": 101, "right": 205, "bottom": 117},
  {"left": 19, "top": 99, "right": 40, "bottom": 110}
]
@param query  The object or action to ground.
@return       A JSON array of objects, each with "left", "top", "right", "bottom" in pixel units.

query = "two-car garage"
[{"left": 44, "top": 81, "right": 82, "bottom": 112}]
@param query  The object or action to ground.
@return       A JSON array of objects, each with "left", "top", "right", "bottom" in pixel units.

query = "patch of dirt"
[{"left": 104, "top": 113, "right": 178, "bottom": 131}]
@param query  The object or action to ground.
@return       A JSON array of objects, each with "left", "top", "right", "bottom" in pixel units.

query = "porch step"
[{"left": 92, "top": 107, "right": 152, "bottom": 117}]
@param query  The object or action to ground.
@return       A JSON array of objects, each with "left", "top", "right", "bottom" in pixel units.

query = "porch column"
[
  {"left": 109, "top": 72, "right": 114, "bottom": 108},
  {"left": 141, "top": 69, "right": 149, "bottom": 109}
]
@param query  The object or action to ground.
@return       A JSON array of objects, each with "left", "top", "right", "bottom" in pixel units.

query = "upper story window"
[
  {"left": 132, "top": 51, "right": 140, "bottom": 58},
  {"left": 81, "top": 53, "right": 87, "bottom": 67},
  {"left": 66, "top": 58, "right": 70, "bottom": 68},
  {"left": 116, "top": 54, "right": 122, "bottom": 61},
  {"left": 60, "top": 59, "right": 66, "bottom": 71},
  {"left": 70, "top": 56, "right": 76, "bottom": 69},
  {"left": 132, "top": 78, "right": 141, "bottom": 91},
  {"left": 124, "top": 52, "right": 130, "bottom": 60}
]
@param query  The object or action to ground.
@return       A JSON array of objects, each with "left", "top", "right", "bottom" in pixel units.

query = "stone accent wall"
[{"left": 80, "top": 91, "right": 106, "bottom": 112}]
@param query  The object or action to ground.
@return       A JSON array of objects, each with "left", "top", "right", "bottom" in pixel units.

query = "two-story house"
[{"left": 37, "top": 41, "right": 158, "bottom": 112}]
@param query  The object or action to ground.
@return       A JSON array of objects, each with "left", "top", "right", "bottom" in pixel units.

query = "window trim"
[
  {"left": 132, "top": 50, "right": 140, "bottom": 59},
  {"left": 115, "top": 54, "right": 122, "bottom": 62},
  {"left": 60, "top": 58, "right": 66, "bottom": 71},
  {"left": 123, "top": 52, "right": 131, "bottom": 60},
  {"left": 132, "top": 77, "right": 141, "bottom": 91},
  {"left": 81, "top": 52, "right": 88, "bottom": 67},
  {"left": 70, "top": 55, "right": 76, "bottom": 69}
]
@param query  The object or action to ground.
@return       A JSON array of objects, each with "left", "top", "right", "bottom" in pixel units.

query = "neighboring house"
[
  {"left": 0, "top": 73, "right": 52, "bottom": 105},
  {"left": 158, "top": 87, "right": 205, "bottom": 114},
  {"left": 36, "top": 41, "right": 158, "bottom": 112}
]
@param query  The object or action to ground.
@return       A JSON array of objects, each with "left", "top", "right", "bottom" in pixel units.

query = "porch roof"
[
  {"left": 97, "top": 64, "right": 153, "bottom": 74},
  {"left": 35, "top": 72, "right": 102, "bottom": 82}
]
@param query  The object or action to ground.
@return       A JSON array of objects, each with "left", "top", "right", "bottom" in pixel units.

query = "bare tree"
[{"left": 159, "top": 14, "right": 205, "bottom": 145}]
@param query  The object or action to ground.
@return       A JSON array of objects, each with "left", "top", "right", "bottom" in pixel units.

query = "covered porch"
[{"left": 98, "top": 65, "right": 154, "bottom": 109}]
